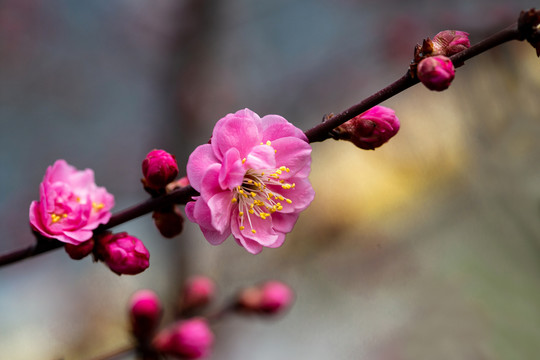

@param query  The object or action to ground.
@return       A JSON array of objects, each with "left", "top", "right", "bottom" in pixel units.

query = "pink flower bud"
[
  {"left": 129, "top": 289, "right": 162, "bottom": 341},
  {"left": 333, "top": 106, "right": 400, "bottom": 150},
  {"left": 259, "top": 281, "right": 294, "bottom": 314},
  {"left": 64, "top": 239, "right": 94, "bottom": 260},
  {"left": 95, "top": 232, "right": 150, "bottom": 275},
  {"left": 152, "top": 206, "right": 184, "bottom": 238},
  {"left": 432, "top": 30, "right": 470, "bottom": 56},
  {"left": 180, "top": 276, "right": 216, "bottom": 311},
  {"left": 236, "top": 281, "right": 294, "bottom": 315},
  {"left": 153, "top": 318, "right": 214, "bottom": 359},
  {"left": 417, "top": 55, "right": 455, "bottom": 91},
  {"left": 142, "top": 149, "right": 179, "bottom": 189}
]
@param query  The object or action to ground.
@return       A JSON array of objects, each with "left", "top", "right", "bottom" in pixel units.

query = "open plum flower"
[
  {"left": 29, "top": 160, "right": 114, "bottom": 244},
  {"left": 186, "top": 108, "right": 315, "bottom": 254}
]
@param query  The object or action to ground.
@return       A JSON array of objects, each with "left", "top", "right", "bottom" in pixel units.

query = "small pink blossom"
[
  {"left": 185, "top": 108, "right": 315, "bottom": 254},
  {"left": 432, "top": 30, "right": 470, "bottom": 56},
  {"left": 181, "top": 276, "right": 216, "bottom": 310},
  {"left": 154, "top": 318, "right": 214, "bottom": 359},
  {"left": 95, "top": 232, "right": 150, "bottom": 275},
  {"left": 333, "top": 106, "right": 400, "bottom": 150},
  {"left": 259, "top": 281, "right": 294, "bottom": 314},
  {"left": 417, "top": 55, "right": 455, "bottom": 91},
  {"left": 129, "top": 289, "right": 162, "bottom": 340},
  {"left": 29, "top": 160, "right": 114, "bottom": 245},
  {"left": 142, "top": 149, "right": 179, "bottom": 189},
  {"left": 236, "top": 281, "right": 294, "bottom": 315}
]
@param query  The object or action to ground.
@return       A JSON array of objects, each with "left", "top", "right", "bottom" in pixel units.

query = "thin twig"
[{"left": 0, "top": 20, "right": 527, "bottom": 268}]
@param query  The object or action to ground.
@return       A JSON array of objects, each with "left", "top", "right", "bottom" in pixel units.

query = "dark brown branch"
[{"left": 0, "top": 18, "right": 529, "bottom": 269}]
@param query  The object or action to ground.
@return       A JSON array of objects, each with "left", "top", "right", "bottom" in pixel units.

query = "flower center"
[
  {"left": 231, "top": 166, "right": 295, "bottom": 233},
  {"left": 49, "top": 195, "right": 104, "bottom": 224}
]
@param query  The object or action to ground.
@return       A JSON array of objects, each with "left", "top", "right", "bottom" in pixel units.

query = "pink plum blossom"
[
  {"left": 154, "top": 318, "right": 214, "bottom": 359},
  {"left": 29, "top": 160, "right": 114, "bottom": 245},
  {"left": 235, "top": 281, "right": 294, "bottom": 315},
  {"left": 185, "top": 108, "right": 315, "bottom": 254},
  {"left": 259, "top": 281, "right": 294, "bottom": 314},
  {"left": 181, "top": 275, "right": 216, "bottom": 311}
]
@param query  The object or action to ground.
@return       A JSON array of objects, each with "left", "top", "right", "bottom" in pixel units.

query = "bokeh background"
[{"left": 1, "top": 0, "right": 540, "bottom": 359}]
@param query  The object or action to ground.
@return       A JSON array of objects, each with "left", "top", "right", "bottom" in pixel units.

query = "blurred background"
[{"left": 1, "top": 0, "right": 540, "bottom": 359}]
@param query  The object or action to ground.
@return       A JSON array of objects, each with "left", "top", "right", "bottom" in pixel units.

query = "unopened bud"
[
  {"left": 236, "top": 281, "right": 294, "bottom": 315},
  {"left": 333, "top": 106, "right": 400, "bottom": 150},
  {"left": 518, "top": 8, "right": 540, "bottom": 57},
  {"left": 417, "top": 55, "right": 455, "bottom": 91},
  {"left": 129, "top": 289, "right": 162, "bottom": 341},
  {"left": 153, "top": 206, "right": 184, "bottom": 238},
  {"left": 142, "top": 149, "right": 179, "bottom": 189},
  {"left": 259, "top": 281, "right": 294, "bottom": 314},
  {"left": 64, "top": 239, "right": 94, "bottom": 260},
  {"left": 180, "top": 276, "right": 216, "bottom": 311},
  {"left": 153, "top": 318, "right": 214, "bottom": 359},
  {"left": 95, "top": 232, "right": 150, "bottom": 275},
  {"left": 432, "top": 30, "right": 470, "bottom": 56}
]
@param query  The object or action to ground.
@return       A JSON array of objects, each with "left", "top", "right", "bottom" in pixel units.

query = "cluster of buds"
[
  {"left": 410, "top": 30, "right": 470, "bottom": 91},
  {"left": 142, "top": 149, "right": 186, "bottom": 238},
  {"left": 129, "top": 277, "right": 216, "bottom": 359},
  {"left": 128, "top": 277, "right": 294, "bottom": 359},
  {"left": 64, "top": 231, "right": 150, "bottom": 275},
  {"left": 518, "top": 8, "right": 540, "bottom": 57}
]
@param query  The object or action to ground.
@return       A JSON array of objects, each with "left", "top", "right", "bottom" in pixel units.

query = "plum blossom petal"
[
  {"left": 211, "top": 109, "right": 261, "bottom": 160},
  {"left": 186, "top": 109, "right": 315, "bottom": 254},
  {"left": 187, "top": 144, "right": 220, "bottom": 191},
  {"left": 260, "top": 114, "right": 307, "bottom": 142},
  {"left": 29, "top": 160, "right": 114, "bottom": 245},
  {"left": 186, "top": 199, "right": 230, "bottom": 245},
  {"left": 271, "top": 137, "right": 312, "bottom": 179},
  {"left": 207, "top": 192, "right": 233, "bottom": 233},
  {"left": 218, "top": 148, "right": 244, "bottom": 190},
  {"left": 245, "top": 145, "right": 276, "bottom": 170},
  {"left": 270, "top": 212, "right": 300, "bottom": 233}
]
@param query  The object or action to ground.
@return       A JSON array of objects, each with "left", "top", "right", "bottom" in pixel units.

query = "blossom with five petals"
[{"left": 186, "top": 109, "right": 315, "bottom": 254}]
